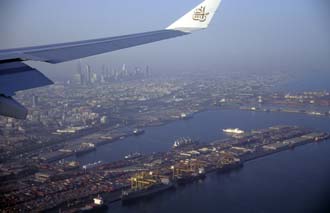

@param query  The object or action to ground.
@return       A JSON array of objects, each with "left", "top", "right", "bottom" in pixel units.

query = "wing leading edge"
[
  {"left": 0, "top": 30, "right": 189, "bottom": 64},
  {"left": 0, "top": 0, "right": 222, "bottom": 119}
]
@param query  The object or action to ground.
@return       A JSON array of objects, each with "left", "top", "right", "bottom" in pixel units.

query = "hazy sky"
[{"left": 0, "top": 0, "right": 329, "bottom": 80}]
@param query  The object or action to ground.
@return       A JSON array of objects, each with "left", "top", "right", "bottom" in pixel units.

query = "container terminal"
[{"left": 0, "top": 125, "right": 329, "bottom": 212}]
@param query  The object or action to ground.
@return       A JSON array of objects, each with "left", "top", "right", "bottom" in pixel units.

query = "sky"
[{"left": 0, "top": 0, "right": 329, "bottom": 81}]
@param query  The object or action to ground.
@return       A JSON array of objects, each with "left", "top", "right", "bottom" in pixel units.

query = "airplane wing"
[{"left": 0, "top": 0, "right": 222, "bottom": 119}]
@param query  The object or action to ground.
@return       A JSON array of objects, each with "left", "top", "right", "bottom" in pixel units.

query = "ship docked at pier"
[
  {"left": 133, "top": 128, "right": 145, "bottom": 136},
  {"left": 175, "top": 167, "right": 206, "bottom": 185},
  {"left": 216, "top": 157, "right": 243, "bottom": 173},
  {"left": 124, "top": 152, "right": 142, "bottom": 160},
  {"left": 121, "top": 173, "right": 173, "bottom": 203},
  {"left": 172, "top": 137, "right": 197, "bottom": 149}
]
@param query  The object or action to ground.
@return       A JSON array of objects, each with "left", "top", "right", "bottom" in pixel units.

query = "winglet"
[{"left": 166, "top": 0, "right": 222, "bottom": 33}]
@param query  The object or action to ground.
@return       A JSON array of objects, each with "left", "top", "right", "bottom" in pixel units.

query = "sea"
[{"left": 72, "top": 109, "right": 330, "bottom": 213}]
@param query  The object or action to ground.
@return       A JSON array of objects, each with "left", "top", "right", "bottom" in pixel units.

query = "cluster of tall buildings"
[{"left": 72, "top": 61, "right": 151, "bottom": 85}]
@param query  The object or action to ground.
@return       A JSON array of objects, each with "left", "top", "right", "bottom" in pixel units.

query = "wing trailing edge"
[{"left": 0, "top": 61, "right": 53, "bottom": 96}]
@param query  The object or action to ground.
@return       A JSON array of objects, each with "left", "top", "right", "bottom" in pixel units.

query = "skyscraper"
[
  {"left": 32, "top": 95, "right": 38, "bottom": 108},
  {"left": 86, "top": 64, "right": 92, "bottom": 85},
  {"left": 77, "top": 60, "right": 84, "bottom": 85},
  {"left": 146, "top": 65, "right": 150, "bottom": 76}
]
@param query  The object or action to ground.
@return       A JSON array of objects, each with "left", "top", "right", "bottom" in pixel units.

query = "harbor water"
[{"left": 73, "top": 109, "right": 330, "bottom": 212}]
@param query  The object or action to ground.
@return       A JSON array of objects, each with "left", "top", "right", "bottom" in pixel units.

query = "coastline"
[
  {"left": 79, "top": 130, "right": 330, "bottom": 208},
  {"left": 60, "top": 106, "right": 329, "bottom": 162}
]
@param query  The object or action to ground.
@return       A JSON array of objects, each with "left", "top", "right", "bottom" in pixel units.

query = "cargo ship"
[
  {"left": 75, "top": 143, "right": 96, "bottom": 156},
  {"left": 121, "top": 177, "right": 174, "bottom": 203},
  {"left": 172, "top": 137, "right": 197, "bottom": 149},
  {"left": 216, "top": 160, "right": 243, "bottom": 173},
  {"left": 124, "top": 152, "right": 142, "bottom": 160},
  {"left": 176, "top": 168, "right": 206, "bottom": 185},
  {"left": 82, "top": 161, "right": 102, "bottom": 170},
  {"left": 133, "top": 128, "right": 145, "bottom": 136}
]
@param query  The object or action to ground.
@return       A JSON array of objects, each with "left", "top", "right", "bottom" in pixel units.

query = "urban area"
[
  {"left": 1, "top": 125, "right": 329, "bottom": 211},
  {"left": 1, "top": 63, "right": 330, "bottom": 212}
]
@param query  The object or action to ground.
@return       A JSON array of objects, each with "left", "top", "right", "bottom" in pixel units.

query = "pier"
[{"left": 1, "top": 125, "right": 329, "bottom": 212}]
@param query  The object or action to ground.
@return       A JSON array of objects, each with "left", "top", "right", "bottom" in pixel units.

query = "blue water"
[
  {"left": 109, "top": 142, "right": 330, "bottom": 213},
  {"left": 73, "top": 110, "right": 330, "bottom": 164},
  {"left": 72, "top": 109, "right": 330, "bottom": 213},
  {"left": 276, "top": 70, "right": 330, "bottom": 92}
]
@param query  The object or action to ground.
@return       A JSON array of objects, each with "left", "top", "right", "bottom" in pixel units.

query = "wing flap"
[
  {"left": 0, "top": 96, "right": 27, "bottom": 119},
  {"left": 0, "top": 62, "right": 53, "bottom": 96}
]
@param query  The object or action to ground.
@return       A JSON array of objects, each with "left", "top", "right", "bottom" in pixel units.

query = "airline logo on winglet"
[{"left": 192, "top": 6, "right": 210, "bottom": 22}]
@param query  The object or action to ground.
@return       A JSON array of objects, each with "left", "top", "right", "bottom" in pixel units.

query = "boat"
[
  {"left": 180, "top": 113, "right": 193, "bottom": 120},
  {"left": 124, "top": 152, "right": 142, "bottom": 160},
  {"left": 79, "top": 195, "right": 108, "bottom": 212},
  {"left": 172, "top": 137, "right": 197, "bottom": 149},
  {"left": 133, "top": 128, "right": 145, "bottom": 135},
  {"left": 121, "top": 178, "right": 174, "bottom": 203},
  {"left": 222, "top": 128, "right": 245, "bottom": 134},
  {"left": 216, "top": 160, "right": 243, "bottom": 173},
  {"left": 75, "top": 143, "right": 96, "bottom": 156},
  {"left": 176, "top": 168, "right": 206, "bottom": 185},
  {"left": 82, "top": 161, "right": 102, "bottom": 170}
]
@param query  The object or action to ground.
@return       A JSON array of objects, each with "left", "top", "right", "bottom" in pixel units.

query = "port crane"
[
  {"left": 171, "top": 159, "right": 206, "bottom": 178},
  {"left": 130, "top": 172, "right": 158, "bottom": 190}
]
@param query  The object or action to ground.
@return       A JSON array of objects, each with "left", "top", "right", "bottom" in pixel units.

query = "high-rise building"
[
  {"left": 32, "top": 95, "right": 39, "bottom": 108},
  {"left": 91, "top": 72, "right": 98, "bottom": 84},
  {"left": 78, "top": 60, "right": 85, "bottom": 85},
  {"left": 100, "top": 73, "right": 106, "bottom": 84},
  {"left": 146, "top": 65, "right": 150, "bottom": 76},
  {"left": 86, "top": 65, "right": 92, "bottom": 85},
  {"left": 73, "top": 73, "right": 81, "bottom": 85}
]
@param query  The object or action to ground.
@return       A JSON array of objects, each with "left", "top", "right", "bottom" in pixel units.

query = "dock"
[{"left": 1, "top": 125, "right": 329, "bottom": 212}]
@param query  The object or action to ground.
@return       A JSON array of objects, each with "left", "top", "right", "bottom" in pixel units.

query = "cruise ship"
[{"left": 222, "top": 128, "right": 245, "bottom": 134}]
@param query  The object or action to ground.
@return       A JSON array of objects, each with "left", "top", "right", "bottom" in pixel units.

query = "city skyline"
[
  {"left": 0, "top": 0, "right": 329, "bottom": 81},
  {"left": 1, "top": 0, "right": 330, "bottom": 212}
]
